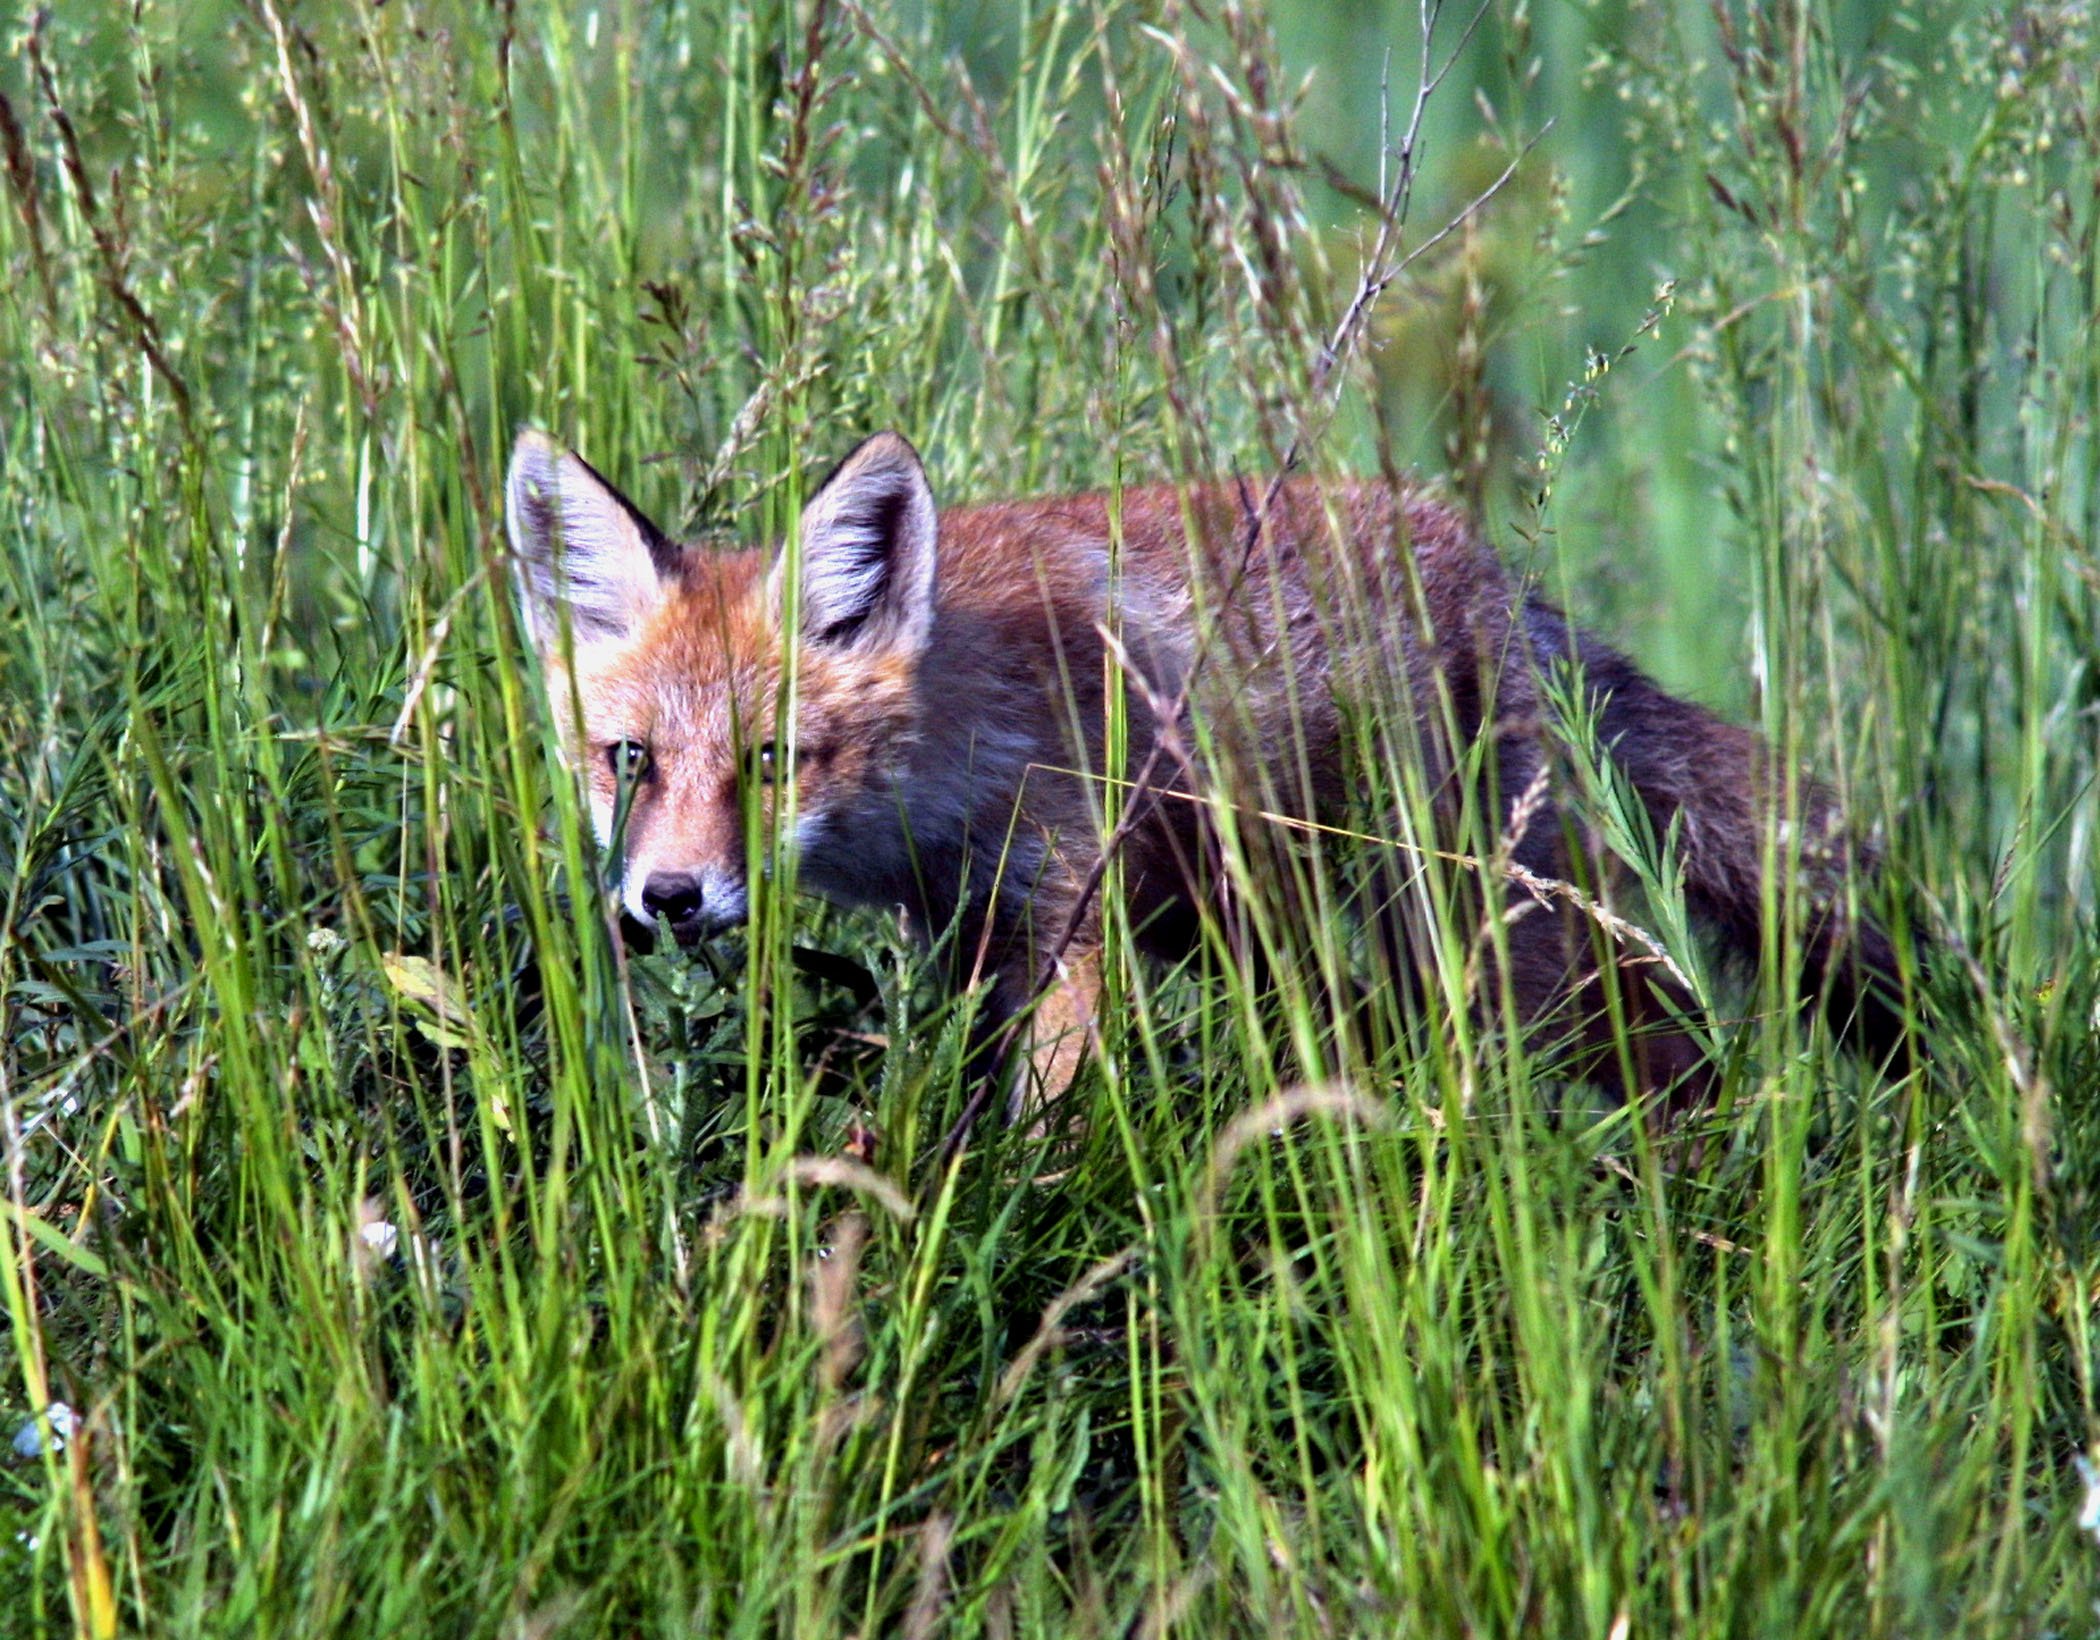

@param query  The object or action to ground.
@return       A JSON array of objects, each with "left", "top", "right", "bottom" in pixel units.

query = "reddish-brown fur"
[{"left": 506, "top": 430, "right": 1910, "bottom": 1116}]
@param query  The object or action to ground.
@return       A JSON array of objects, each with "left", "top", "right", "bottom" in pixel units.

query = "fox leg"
[
  {"left": 1499, "top": 902, "right": 1712, "bottom": 1106},
  {"left": 1496, "top": 815, "right": 1714, "bottom": 1109},
  {"left": 941, "top": 960, "right": 1084, "bottom": 1160},
  {"left": 1007, "top": 940, "right": 1101, "bottom": 1127},
  {"left": 1378, "top": 718, "right": 1715, "bottom": 1107},
  {"left": 947, "top": 889, "right": 1103, "bottom": 1132}
]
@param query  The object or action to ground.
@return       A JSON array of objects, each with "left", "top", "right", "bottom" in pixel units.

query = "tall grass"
[{"left": 0, "top": 1, "right": 2094, "bottom": 1634}]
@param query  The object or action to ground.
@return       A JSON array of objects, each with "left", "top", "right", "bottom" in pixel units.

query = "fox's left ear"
[
  {"left": 506, "top": 429, "right": 681, "bottom": 651},
  {"left": 778, "top": 432, "right": 937, "bottom": 655}
]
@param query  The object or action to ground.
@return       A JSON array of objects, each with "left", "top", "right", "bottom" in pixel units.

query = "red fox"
[{"left": 506, "top": 428, "right": 1909, "bottom": 1114}]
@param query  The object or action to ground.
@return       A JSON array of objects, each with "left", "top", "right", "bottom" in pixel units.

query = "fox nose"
[{"left": 640, "top": 872, "right": 706, "bottom": 930}]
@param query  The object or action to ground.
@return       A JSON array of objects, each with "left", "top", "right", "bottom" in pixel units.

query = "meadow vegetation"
[{"left": 1, "top": 0, "right": 2096, "bottom": 1633}]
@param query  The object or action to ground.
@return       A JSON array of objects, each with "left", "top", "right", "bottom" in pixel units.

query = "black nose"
[{"left": 640, "top": 872, "right": 705, "bottom": 929}]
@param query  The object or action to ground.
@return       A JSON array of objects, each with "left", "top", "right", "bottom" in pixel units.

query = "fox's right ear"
[{"left": 506, "top": 429, "right": 680, "bottom": 649}]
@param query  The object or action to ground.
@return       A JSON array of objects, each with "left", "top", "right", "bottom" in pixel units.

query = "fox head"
[{"left": 505, "top": 429, "right": 939, "bottom": 945}]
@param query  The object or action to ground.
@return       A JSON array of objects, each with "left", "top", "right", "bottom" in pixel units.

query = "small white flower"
[
  {"left": 12, "top": 1402, "right": 79, "bottom": 1458},
  {"left": 353, "top": 1198, "right": 445, "bottom": 1291},
  {"left": 2077, "top": 1456, "right": 2100, "bottom": 1545},
  {"left": 351, "top": 1199, "right": 403, "bottom": 1282}
]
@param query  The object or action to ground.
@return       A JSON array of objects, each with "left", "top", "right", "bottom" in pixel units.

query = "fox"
[{"left": 504, "top": 427, "right": 1911, "bottom": 1117}]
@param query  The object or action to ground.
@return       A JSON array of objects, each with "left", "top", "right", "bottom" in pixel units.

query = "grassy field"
[{"left": 2, "top": 0, "right": 2097, "bottom": 1633}]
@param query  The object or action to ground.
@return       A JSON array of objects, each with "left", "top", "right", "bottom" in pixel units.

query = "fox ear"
[
  {"left": 506, "top": 429, "right": 680, "bottom": 648},
  {"left": 780, "top": 432, "right": 937, "bottom": 653}
]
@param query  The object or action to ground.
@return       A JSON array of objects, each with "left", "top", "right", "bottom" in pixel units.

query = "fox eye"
[
  {"left": 607, "top": 740, "right": 651, "bottom": 781},
  {"left": 751, "top": 740, "right": 806, "bottom": 784}
]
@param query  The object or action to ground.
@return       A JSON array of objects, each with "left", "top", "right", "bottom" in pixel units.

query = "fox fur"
[{"left": 506, "top": 428, "right": 1909, "bottom": 1114}]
